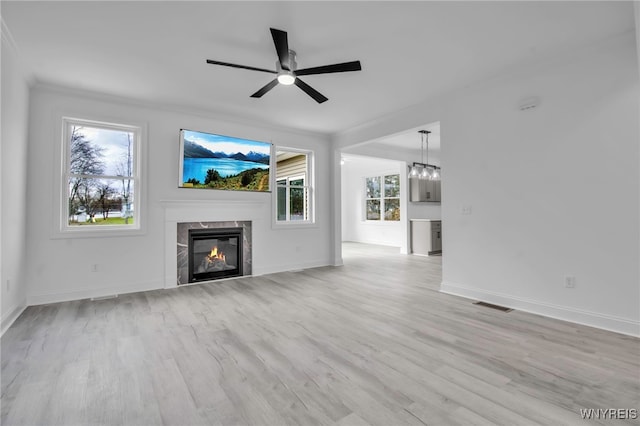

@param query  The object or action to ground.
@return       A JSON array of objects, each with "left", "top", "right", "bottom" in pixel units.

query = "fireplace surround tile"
[{"left": 177, "top": 221, "right": 251, "bottom": 285}]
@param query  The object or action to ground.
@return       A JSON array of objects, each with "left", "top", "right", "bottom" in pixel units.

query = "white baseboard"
[
  {"left": 1, "top": 301, "right": 27, "bottom": 336},
  {"left": 440, "top": 281, "right": 640, "bottom": 338},
  {"left": 345, "top": 238, "right": 400, "bottom": 248},
  {"left": 253, "top": 259, "right": 333, "bottom": 276},
  {"left": 26, "top": 263, "right": 333, "bottom": 305},
  {"left": 27, "top": 279, "right": 163, "bottom": 306}
]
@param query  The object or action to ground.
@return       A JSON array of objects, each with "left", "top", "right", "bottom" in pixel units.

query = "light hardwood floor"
[{"left": 2, "top": 243, "right": 639, "bottom": 425}]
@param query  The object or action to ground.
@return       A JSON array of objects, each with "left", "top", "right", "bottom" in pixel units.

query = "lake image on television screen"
[
  {"left": 180, "top": 130, "right": 271, "bottom": 191},
  {"left": 183, "top": 157, "right": 268, "bottom": 181}
]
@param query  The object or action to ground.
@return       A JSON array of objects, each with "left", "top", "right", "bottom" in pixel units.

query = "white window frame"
[
  {"left": 364, "top": 174, "right": 400, "bottom": 222},
  {"left": 53, "top": 116, "right": 146, "bottom": 238},
  {"left": 272, "top": 147, "right": 315, "bottom": 228},
  {"left": 277, "top": 174, "right": 307, "bottom": 221}
]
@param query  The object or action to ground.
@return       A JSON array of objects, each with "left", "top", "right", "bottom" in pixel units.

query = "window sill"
[
  {"left": 361, "top": 220, "right": 402, "bottom": 225},
  {"left": 52, "top": 225, "right": 145, "bottom": 239},
  {"left": 272, "top": 221, "right": 317, "bottom": 230}
]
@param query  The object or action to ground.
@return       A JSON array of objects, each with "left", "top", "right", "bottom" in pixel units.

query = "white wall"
[
  {"left": 1, "top": 26, "right": 30, "bottom": 332},
  {"left": 336, "top": 33, "right": 640, "bottom": 336},
  {"left": 341, "top": 155, "right": 408, "bottom": 251},
  {"left": 636, "top": 2, "right": 640, "bottom": 77},
  {"left": 25, "top": 85, "right": 334, "bottom": 305},
  {"left": 440, "top": 34, "right": 639, "bottom": 336}
]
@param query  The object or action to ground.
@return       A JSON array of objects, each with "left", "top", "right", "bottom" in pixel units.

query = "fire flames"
[
  {"left": 208, "top": 246, "right": 225, "bottom": 262},
  {"left": 196, "top": 244, "right": 232, "bottom": 274}
]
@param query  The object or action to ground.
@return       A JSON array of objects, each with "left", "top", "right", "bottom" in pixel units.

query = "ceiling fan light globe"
[{"left": 277, "top": 74, "right": 296, "bottom": 85}]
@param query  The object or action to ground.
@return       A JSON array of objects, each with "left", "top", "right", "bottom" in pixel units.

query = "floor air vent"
[
  {"left": 473, "top": 301, "right": 513, "bottom": 312},
  {"left": 90, "top": 294, "right": 119, "bottom": 301}
]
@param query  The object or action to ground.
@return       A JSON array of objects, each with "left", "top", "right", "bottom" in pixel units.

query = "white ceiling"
[
  {"left": 2, "top": 1, "right": 635, "bottom": 137},
  {"left": 371, "top": 122, "right": 441, "bottom": 153}
]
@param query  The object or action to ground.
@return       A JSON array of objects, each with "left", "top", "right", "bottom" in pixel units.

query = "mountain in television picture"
[
  {"left": 183, "top": 140, "right": 269, "bottom": 164},
  {"left": 183, "top": 140, "right": 218, "bottom": 158},
  {"left": 229, "top": 151, "right": 270, "bottom": 164},
  {"left": 244, "top": 151, "right": 270, "bottom": 165}
]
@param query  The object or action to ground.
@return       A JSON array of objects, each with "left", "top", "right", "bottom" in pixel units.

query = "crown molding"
[
  {"left": 2, "top": 16, "right": 37, "bottom": 86},
  {"left": 1, "top": 17, "right": 19, "bottom": 53},
  {"left": 31, "top": 81, "right": 332, "bottom": 142}
]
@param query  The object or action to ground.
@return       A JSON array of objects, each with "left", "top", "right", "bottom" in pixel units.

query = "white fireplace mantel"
[
  {"left": 161, "top": 199, "right": 267, "bottom": 288},
  {"left": 160, "top": 199, "right": 266, "bottom": 222}
]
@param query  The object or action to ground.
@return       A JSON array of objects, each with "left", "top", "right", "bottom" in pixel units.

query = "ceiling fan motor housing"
[
  {"left": 276, "top": 50, "right": 297, "bottom": 72},
  {"left": 276, "top": 50, "right": 297, "bottom": 85}
]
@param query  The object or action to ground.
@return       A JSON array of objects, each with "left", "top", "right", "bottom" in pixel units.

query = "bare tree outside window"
[
  {"left": 63, "top": 118, "right": 139, "bottom": 230},
  {"left": 68, "top": 126, "right": 105, "bottom": 222},
  {"left": 116, "top": 133, "right": 133, "bottom": 224}
]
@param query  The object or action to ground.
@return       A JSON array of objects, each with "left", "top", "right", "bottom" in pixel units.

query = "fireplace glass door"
[{"left": 188, "top": 228, "right": 242, "bottom": 282}]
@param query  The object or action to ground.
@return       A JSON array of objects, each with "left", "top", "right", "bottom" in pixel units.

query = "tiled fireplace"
[{"left": 177, "top": 221, "right": 252, "bottom": 285}]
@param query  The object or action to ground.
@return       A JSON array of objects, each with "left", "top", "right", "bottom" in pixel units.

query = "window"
[
  {"left": 365, "top": 174, "right": 400, "bottom": 221},
  {"left": 275, "top": 149, "right": 313, "bottom": 224},
  {"left": 60, "top": 117, "right": 142, "bottom": 234}
]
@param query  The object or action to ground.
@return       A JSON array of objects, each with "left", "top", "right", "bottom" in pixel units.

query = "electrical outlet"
[
  {"left": 91, "top": 264, "right": 99, "bottom": 273},
  {"left": 6, "top": 279, "right": 10, "bottom": 292},
  {"left": 565, "top": 276, "right": 576, "bottom": 288},
  {"left": 461, "top": 205, "right": 472, "bottom": 215}
]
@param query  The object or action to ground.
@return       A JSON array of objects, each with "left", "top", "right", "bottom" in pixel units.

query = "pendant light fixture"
[
  {"left": 420, "top": 130, "right": 431, "bottom": 180},
  {"left": 431, "top": 167, "right": 440, "bottom": 181},
  {"left": 426, "top": 132, "right": 441, "bottom": 182},
  {"left": 408, "top": 130, "right": 441, "bottom": 181}
]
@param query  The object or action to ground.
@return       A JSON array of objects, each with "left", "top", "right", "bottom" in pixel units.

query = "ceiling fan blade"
[
  {"left": 270, "top": 28, "right": 290, "bottom": 70},
  {"left": 206, "top": 59, "right": 276, "bottom": 74},
  {"left": 294, "top": 78, "right": 328, "bottom": 104},
  {"left": 295, "top": 60, "right": 362, "bottom": 76},
  {"left": 250, "top": 78, "right": 279, "bottom": 98}
]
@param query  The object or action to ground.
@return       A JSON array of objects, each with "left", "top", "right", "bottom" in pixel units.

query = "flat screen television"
[{"left": 179, "top": 129, "right": 271, "bottom": 192}]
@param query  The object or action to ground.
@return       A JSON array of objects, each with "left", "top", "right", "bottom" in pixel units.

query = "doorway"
[{"left": 339, "top": 121, "right": 442, "bottom": 261}]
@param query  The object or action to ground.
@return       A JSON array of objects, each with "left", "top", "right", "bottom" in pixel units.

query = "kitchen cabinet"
[
  {"left": 409, "top": 177, "right": 441, "bottom": 202},
  {"left": 410, "top": 219, "right": 442, "bottom": 255}
]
